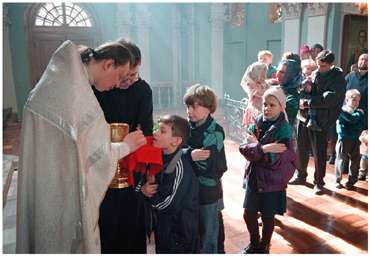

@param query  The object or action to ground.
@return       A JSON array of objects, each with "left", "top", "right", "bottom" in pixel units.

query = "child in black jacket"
[{"left": 141, "top": 115, "right": 199, "bottom": 253}]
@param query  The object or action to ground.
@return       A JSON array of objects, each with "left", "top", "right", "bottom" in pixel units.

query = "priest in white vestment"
[{"left": 16, "top": 40, "right": 146, "bottom": 253}]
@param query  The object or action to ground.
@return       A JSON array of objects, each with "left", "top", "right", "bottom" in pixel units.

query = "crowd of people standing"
[
  {"left": 16, "top": 36, "right": 367, "bottom": 254},
  {"left": 239, "top": 44, "right": 368, "bottom": 252}
]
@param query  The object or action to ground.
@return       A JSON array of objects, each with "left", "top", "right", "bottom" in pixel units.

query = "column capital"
[
  {"left": 281, "top": 3, "right": 303, "bottom": 20},
  {"left": 209, "top": 3, "right": 227, "bottom": 31},
  {"left": 307, "top": 3, "right": 329, "bottom": 17},
  {"left": 226, "top": 3, "right": 246, "bottom": 27}
]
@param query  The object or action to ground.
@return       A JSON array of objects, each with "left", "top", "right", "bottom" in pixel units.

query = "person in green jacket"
[{"left": 335, "top": 89, "right": 365, "bottom": 189}]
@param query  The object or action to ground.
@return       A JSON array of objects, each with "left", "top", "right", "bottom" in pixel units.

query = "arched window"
[{"left": 35, "top": 3, "right": 93, "bottom": 27}]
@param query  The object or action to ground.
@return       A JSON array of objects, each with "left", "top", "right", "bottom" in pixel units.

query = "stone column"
[
  {"left": 115, "top": 3, "right": 133, "bottom": 40},
  {"left": 172, "top": 6, "right": 182, "bottom": 105},
  {"left": 187, "top": 4, "right": 196, "bottom": 84},
  {"left": 209, "top": 3, "right": 227, "bottom": 98},
  {"left": 281, "top": 3, "right": 303, "bottom": 54},
  {"left": 306, "top": 3, "right": 329, "bottom": 48},
  {"left": 135, "top": 4, "right": 151, "bottom": 82},
  {"left": 3, "top": 4, "right": 18, "bottom": 114}
]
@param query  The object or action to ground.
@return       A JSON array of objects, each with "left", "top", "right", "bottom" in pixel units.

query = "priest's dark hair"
[
  {"left": 116, "top": 38, "right": 142, "bottom": 67},
  {"left": 79, "top": 42, "right": 133, "bottom": 66}
]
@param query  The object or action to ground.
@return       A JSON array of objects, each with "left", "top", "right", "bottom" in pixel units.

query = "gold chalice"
[{"left": 109, "top": 123, "right": 130, "bottom": 189}]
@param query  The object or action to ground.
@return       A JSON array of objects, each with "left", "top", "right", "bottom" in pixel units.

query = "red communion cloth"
[{"left": 118, "top": 136, "right": 163, "bottom": 185}]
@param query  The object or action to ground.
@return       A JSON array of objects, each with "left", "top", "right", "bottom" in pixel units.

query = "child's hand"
[
  {"left": 262, "top": 142, "right": 287, "bottom": 153},
  {"left": 243, "top": 131, "right": 258, "bottom": 144},
  {"left": 141, "top": 176, "right": 158, "bottom": 198},
  {"left": 191, "top": 149, "right": 211, "bottom": 161}
]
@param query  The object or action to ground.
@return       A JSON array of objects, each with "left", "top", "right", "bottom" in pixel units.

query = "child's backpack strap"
[{"left": 163, "top": 150, "right": 182, "bottom": 174}]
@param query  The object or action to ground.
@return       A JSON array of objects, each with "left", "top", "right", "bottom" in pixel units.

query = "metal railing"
[
  {"left": 222, "top": 93, "right": 247, "bottom": 143},
  {"left": 151, "top": 80, "right": 198, "bottom": 110},
  {"left": 151, "top": 81, "right": 174, "bottom": 110}
]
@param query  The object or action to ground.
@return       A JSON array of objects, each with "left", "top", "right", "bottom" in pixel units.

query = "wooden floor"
[{"left": 3, "top": 109, "right": 368, "bottom": 254}]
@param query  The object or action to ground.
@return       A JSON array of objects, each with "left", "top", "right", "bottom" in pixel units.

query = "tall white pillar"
[
  {"left": 210, "top": 3, "right": 227, "bottom": 98},
  {"left": 306, "top": 3, "right": 329, "bottom": 48},
  {"left": 135, "top": 4, "right": 151, "bottom": 82},
  {"left": 188, "top": 4, "right": 196, "bottom": 83},
  {"left": 3, "top": 4, "right": 18, "bottom": 114},
  {"left": 115, "top": 3, "right": 132, "bottom": 40},
  {"left": 281, "top": 3, "right": 303, "bottom": 54},
  {"left": 172, "top": 6, "right": 182, "bottom": 105}
]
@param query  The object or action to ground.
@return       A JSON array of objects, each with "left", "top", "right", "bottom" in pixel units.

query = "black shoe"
[
  {"left": 289, "top": 177, "right": 306, "bottom": 185},
  {"left": 314, "top": 184, "right": 324, "bottom": 195},
  {"left": 240, "top": 243, "right": 260, "bottom": 254},
  {"left": 345, "top": 182, "right": 355, "bottom": 190},
  {"left": 258, "top": 243, "right": 270, "bottom": 254},
  {"left": 307, "top": 119, "right": 322, "bottom": 131},
  {"left": 328, "top": 154, "right": 336, "bottom": 165}
]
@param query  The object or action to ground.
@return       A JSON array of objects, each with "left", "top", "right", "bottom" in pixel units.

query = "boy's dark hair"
[
  {"left": 282, "top": 51, "right": 301, "bottom": 66},
  {"left": 158, "top": 115, "right": 190, "bottom": 146},
  {"left": 311, "top": 43, "right": 324, "bottom": 51},
  {"left": 183, "top": 84, "right": 217, "bottom": 114},
  {"left": 116, "top": 38, "right": 142, "bottom": 67},
  {"left": 316, "top": 50, "right": 335, "bottom": 64},
  {"left": 79, "top": 42, "right": 133, "bottom": 66}
]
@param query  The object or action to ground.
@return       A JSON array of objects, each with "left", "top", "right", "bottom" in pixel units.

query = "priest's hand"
[{"left": 124, "top": 130, "right": 146, "bottom": 153}]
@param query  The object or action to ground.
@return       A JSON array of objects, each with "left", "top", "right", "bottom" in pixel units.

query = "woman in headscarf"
[
  {"left": 271, "top": 59, "right": 302, "bottom": 127},
  {"left": 240, "top": 62, "right": 268, "bottom": 127}
]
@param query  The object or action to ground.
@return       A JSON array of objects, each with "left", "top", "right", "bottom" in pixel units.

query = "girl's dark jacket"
[{"left": 239, "top": 113, "right": 297, "bottom": 192}]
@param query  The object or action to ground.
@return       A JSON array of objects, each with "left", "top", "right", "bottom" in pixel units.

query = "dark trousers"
[
  {"left": 99, "top": 187, "right": 146, "bottom": 254},
  {"left": 218, "top": 211, "right": 225, "bottom": 253},
  {"left": 335, "top": 139, "right": 361, "bottom": 185},
  {"left": 296, "top": 121, "right": 328, "bottom": 186}
]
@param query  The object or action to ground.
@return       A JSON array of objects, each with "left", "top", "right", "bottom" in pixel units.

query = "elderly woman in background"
[{"left": 240, "top": 62, "right": 268, "bottom": 127}]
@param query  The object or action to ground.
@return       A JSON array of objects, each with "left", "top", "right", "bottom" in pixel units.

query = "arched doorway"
[{"left": 26, "top": 3, "right": 101, "bottom": 86}]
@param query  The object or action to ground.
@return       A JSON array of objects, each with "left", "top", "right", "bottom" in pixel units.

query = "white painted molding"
[
  {"left": 307, "top": 3, "right": 329, "bottom": 17},
  {"left": 210, "top": 3, "right": 227, "bottom": 31},
  {"left": 281, "top": 3, "right": 303, "bottom": 20}
]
